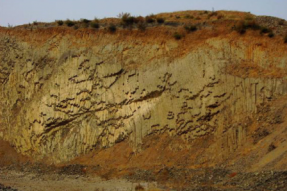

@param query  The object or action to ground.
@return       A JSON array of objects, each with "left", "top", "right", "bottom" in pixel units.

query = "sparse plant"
[
  {"left": 73, "top": 25, "right": 79, "bottom": 30},
  {"left": 175, "top": 15, "right": 181, "bottom": 19},
  {"left": 244, "top": 20, "right": 261, "bottom": 30},
  {"left": 278, "top": 19, "right": 285, "bottom": 25},
  {"left": 260, "top": 27, "right": 271, "bottom": 34},
  {"left": 137, "top": 22, "right": 146, "bottom": 31},
  {"left": 236, "top": 25, "right": 246, "bottom": 34},
  {"left": 90, "top": 22, "right": 99, "bottom": 29},
  {"left": 119, "top": 13, "right": 136, "bottom": 27},
  {"left": 117, "top": 12, "right": 129, "bottom": 18},
  {"left": 56, "top": 20, "right": 64, "bottom": 26},
  {"left": 184, "top": 25, "right": 197, "bottom": 33},
  {"left": 134, "top": 16, "right": 145, "bottom": 24},
  {"left": 93, "top": 17, "right": 99, "bottom": 23},
  {"left": 195, "top": 16, "right": 201, "bottom": 20},
  {"left": 65, "top": 19, "right": 75, "bottom": 27},
  {"left": 173, "top": 32, "right": 182, "bottom": 40},
  {"left": 284, "top": 34, "right": 287, "bottom": 43},
  {"left": 108, "top": 24, "right": 117, "bottom": 33},
  {"left": 33, "top": 21, "right": 38, "bottom": 25},
  {"left": 156, "top": 17, "right": 165, "bottom": 24},
  {"left": 268, "top": 32, "right": 274, "bottom": 38},
  {"left": 268, "top": 143, "right": 277, "bottom": 152},
  {"left": 81, "top": 19, "right": 91, "bottom": 24},
  {"left": 145, "top": 15, "right": 156, "bottom": 23},
  {"left": 235, "top": 20, "right": 261, "bottom": 34}
]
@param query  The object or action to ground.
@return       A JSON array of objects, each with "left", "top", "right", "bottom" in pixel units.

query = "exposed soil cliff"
[{"left": 1, "top": 10, "right": 287, "bottom": 190}]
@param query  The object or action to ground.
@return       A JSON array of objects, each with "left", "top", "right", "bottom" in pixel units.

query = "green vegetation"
[
  {"left": 65, "top": 20, "right": 75, "bottom": 27},
  {"left": 33, "top": 21, "right": 38, "bottom": 25},
  {"left": 173, "top": 32, "right": 182, "bottom": 40},
  {"left": 73, "top": 25, "right": 79, "bottom": 30},
  {"left": 184, "top": 25, "right": 197, "bottom": 33},
  {"left": 56, "top": 20, "right": 64, "bottom": 26}
]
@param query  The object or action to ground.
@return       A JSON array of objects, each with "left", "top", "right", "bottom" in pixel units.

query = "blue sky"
[{"left": 1, "top": 0, "right": 287, "bottom": 26}]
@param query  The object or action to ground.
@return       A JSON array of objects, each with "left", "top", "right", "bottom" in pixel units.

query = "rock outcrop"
[{"left": 1, "top": 17, "right": 287, "bottom": 164}]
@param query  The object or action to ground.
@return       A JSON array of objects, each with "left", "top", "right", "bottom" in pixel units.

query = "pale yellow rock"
[{"left": 0, "top": 31, "right": 287, "bottom": 163}]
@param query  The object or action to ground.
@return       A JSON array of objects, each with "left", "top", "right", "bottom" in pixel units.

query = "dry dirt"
[{"left": 0, "top": 169, "right": 161, "bottom": 191}]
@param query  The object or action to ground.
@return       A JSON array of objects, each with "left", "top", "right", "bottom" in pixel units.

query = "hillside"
[{"left": 1, "top": 10, "right": 287, "bottom": 190}]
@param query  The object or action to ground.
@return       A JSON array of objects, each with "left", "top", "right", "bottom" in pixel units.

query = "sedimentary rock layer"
[{"left": 0, "top": 27, "right": 287, "bottom": 163}]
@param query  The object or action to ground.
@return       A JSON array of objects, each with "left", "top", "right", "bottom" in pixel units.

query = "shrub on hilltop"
[
  {"left": 108, "top": 24, "right": 117, "bottom": 33},
  {"left": 81, "top": 19, "right": 91, "bottom": 24},
  {"left": 156, "top": 17, "right": 165, "bottom": 24},
  {"left": 90, "top": 22, "right": 99, "bottom": 29},
  {"left": 65, "top": 19, "right": 75, "bottom": 27},
  {"left": 56, "top": 20, "right": 64, "bottom": 26},
  {"left": 235, "top": 20, "right": 261, "bottom": 34},
  {"left": 145, "top": 14, "right": 156, "bottom": 23}
]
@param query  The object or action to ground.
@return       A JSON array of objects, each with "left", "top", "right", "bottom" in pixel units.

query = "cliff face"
[{"left": 1, "top": 23, "right": 287, "bottom": 165}]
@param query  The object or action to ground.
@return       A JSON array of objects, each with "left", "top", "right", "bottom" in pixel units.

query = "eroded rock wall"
[{"left": 1, "top": 29, "right": 287, "bottom": 163}]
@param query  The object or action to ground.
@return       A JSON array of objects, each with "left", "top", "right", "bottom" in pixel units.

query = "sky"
[{"left": 1, "top": 0, "right": 287, "bottom": 27}]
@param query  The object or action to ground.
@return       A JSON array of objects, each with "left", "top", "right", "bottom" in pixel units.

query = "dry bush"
[
  {"left": 173, "top": 32, "right": 183, "bottom": 40},
  {"left": 56, "top": 20, "right": 64, "bottom": 26},
  {"left": 184, "top": 25, "right": 197, "bottom": 33},
  {"left": 65, "top": 19, "right": 75, "bottom": 27},
  {"left": 90, "top": 22, "right": 99, "bottom": 29},
  {"left": 108, "top": 24, "right": 117, "bottom": 33},
  {"left": 156, "top": 17, "right": 165, "bottom": 24},
  {"left": 146, "top": 14, "right": 156, "bottom": 23}
]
